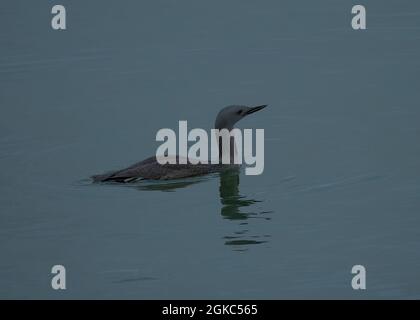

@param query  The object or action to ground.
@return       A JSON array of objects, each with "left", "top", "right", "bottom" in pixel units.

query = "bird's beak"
[{"left": 246, "top": 104, "right": 268, "bottom": 115}]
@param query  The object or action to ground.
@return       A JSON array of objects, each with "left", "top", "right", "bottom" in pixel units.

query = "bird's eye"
[{"left": 237, "top": 110, "right": 242, "bottom": 115}]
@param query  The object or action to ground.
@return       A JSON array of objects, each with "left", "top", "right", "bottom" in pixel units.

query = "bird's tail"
[{"left": 91, "top": 171, "right": 117, "bottom": 183}]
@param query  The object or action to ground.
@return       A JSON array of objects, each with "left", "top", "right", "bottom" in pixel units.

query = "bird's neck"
[
  {"left": 218, "top": 137, "right": 237, "bottom": 162},
  {"left": 216, "top": 126, "right": 237, "bottom": 163}
]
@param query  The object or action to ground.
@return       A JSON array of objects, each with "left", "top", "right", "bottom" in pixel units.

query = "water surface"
[{"left": 1, "top": 0, "right": 420, "bottom": 298}]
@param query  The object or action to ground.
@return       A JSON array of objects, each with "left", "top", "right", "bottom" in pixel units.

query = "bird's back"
[{"left": 91, "top": 155, "right": 237, "bottom": 182}]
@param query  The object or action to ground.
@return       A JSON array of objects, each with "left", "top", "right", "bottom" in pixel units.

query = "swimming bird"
[{"left": 92, "top": 104, "right": 267, "bottom": 182}]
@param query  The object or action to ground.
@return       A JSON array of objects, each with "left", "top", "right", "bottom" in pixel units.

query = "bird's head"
[{"left": 214, "top": 104, "right": 267, "bottom": 130}]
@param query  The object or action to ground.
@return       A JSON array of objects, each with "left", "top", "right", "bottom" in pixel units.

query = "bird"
[{"left": 91, "top": 104, "right": 267, "bottom": 182}]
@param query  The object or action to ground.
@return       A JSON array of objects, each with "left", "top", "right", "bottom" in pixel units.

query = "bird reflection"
[
  {"left": 127, "top": 169, "right": 271, "bottom": 248},
  {"left": 219, "top": 169, "right": 259, "bottom": 220},
  {"left": 135, "top": 179, "right": 204, "bottom": 192},
  {"left": 218, "top": 169, "right": 270, "bottom": 248}
]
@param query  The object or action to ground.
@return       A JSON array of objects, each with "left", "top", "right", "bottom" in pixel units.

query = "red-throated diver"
[{"left": 91, "top": 104, "right": 267, "bottom": 182}]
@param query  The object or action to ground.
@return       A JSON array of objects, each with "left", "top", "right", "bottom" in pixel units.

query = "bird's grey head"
[{"left": 214, "top": 104, "right": 267, "bottom": 130}]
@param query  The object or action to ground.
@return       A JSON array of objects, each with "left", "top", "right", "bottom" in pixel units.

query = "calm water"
[{"left": 1, "top": 0, "right": 420, "bottom": 299}]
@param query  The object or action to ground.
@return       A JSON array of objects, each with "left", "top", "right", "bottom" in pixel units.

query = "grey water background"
[{"left": 1, "top": 0, "right": 419, "bottom": 299}]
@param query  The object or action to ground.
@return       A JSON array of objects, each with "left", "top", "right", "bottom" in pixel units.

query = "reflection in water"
[
  {"left": 135, "top": 179, "right": 205, "bottom": 192},
  {"left": 219, "top": 170, "right": 271, "bottom": 249},
  {"left": 219, "top": 170, "right": 257, "bottom": 220},
  {"left": 113, "top": 169, "right": 272, "bottom": 249}
]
